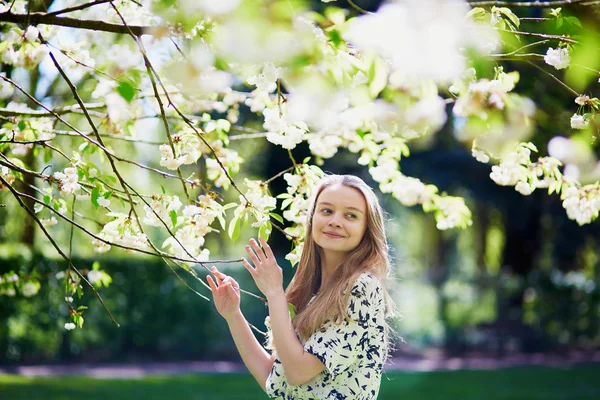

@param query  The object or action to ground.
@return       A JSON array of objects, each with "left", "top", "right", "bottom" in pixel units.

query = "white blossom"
[
  {"left": 515, "top": 181, "right": 534, "bottom": 195},
  {"left": 570, "top": 114, "right": 589, "bottom": 130},
  {"left": 247, "top": 63, "right": 279, "bottom": 93},
  {"left": 575, "top": 95, "right": 590, "bottom": 106},
  {"left": 97, "top": 197, "right": 111, "bottom": 208},
  {"left": 64, "top": 323, "right": 76, "bottom": 330},
  {"left": 21, "top": 282, "right": 39, "bottom": 297},
  {"left": 472, "top": 148, "right": 490, "bottom": 163},
  {"left": 544, "top": 47, "right": 570, "bottom": 70},
  {"left": 41, "top": 217, "right": 58, "bottom": 227},
  {"left": 24, "top": 26, "right": 39, "bottom": 43},
  {"left": 88, "top": 270, "right": 103, "bottom": 285},
  {"left": 53, "top": 167, "right": 81, "bottom": 195}
]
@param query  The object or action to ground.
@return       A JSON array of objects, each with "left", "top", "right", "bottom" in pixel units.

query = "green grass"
[{"left": 1, "top": 366, "right": 599, "bottom": 399}]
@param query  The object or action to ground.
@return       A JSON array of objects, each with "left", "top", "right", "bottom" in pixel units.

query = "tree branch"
[
  {"left": 0, "top": 103, "right": 105, "bottom": 117},
  {"left": 0, "top": 11, "right": 151, "bottom": 36}
]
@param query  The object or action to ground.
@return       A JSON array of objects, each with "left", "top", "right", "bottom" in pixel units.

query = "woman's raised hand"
[
  {"left": 207, "top": 266, "right": 241, "bottom": 321},
  {"left": 243, "top": 237, "right": 284, "bottom": 299}
]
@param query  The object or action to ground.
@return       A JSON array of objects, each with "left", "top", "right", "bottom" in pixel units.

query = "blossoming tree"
[{"left": 0, "top": 0, "right": 599, "bottom": 330}]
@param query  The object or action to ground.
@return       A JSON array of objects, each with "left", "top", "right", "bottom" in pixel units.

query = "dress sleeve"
[{"left": 303, "top": 273, "right": 385, "bottom": 378}]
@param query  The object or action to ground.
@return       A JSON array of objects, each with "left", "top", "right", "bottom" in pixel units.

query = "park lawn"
[{"left": 0, "top": 366, "right": 599, "bottom": 400}]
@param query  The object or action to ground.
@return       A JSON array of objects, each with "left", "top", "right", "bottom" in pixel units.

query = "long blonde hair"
[{"left": 286, "top": 174, "right": 394, "bottom": 341}]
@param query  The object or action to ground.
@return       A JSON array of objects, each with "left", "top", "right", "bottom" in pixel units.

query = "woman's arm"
[
  {"left": 243, "top": 238, "right": 326, "bottom": 386},
  {"left": 208, "top": 267, "right": 275, "bottom": 391},
  {"left": 266, "top": 289, "right": 326, "bottom": 386},
  {"left": 225, "top": 310, "right": 275, "bottom": 391}
]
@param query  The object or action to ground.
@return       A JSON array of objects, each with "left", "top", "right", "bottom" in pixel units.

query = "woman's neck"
[{"left": 320, "top": 251, "right": 344, "bottom": 288}]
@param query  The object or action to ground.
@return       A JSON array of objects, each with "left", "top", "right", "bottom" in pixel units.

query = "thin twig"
[
  {"left": 47, "top": 0, "right": 113, "bottom": 17},
  {"left": 346, "top": 0, "right": 371, "bottom": 14}
]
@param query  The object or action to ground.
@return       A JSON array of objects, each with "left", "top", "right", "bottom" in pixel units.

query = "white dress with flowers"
[{"left": 265, "top": 272, "right": 386, "bottom": 400}]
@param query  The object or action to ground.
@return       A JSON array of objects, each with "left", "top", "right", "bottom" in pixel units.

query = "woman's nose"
[{"left": 328, "top": 214, "right": 341, "bottom": 227}]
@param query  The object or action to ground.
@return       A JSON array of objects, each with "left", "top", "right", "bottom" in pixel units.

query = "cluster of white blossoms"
[
  {"left": 434, "top": 197, "right": 473, "bottom": 230},
  {"left": 0, "top": 116, "right": 55, "bottom": 156},
  {"left": 369, "top": 152, "right": 472, "bottom": 229},
  {"left": 143, "top": 195, "right": 183, "bottom": 228},
  {"left": 561, "top": 185, "right": 600, "bottom": 226},
  {"left": 277, "top": 164, "right": 323, "bottom": 265},
  {"left": 544, "top": 47, "right": 570, "bottom": 70},
  {"left": 489, "top": 145, "right": 531, "bottom": 187},
  {"left": 205, "top": 140, "right": 244, "bottom": 189},
  {"left": 483, "top": 140, "right": 600, "bottom": 225},
  {"left": 53, "top": 167, "right": 81, "bottom": 195},
  {"left": 92, "top": 213, "right": 149, "bottom": 253},
  {"left": 237, "top": 179, "right": 277, "bottom": 229},
  {"left": 159, "top": 131, "right": 203, "bottom": 170},
  {"left": 280, "top": 164, "right": 324, "bottom": 225},
  {"left": 263, "top": 106, "right": 309, "bottom": 150},
  {"left": 453, "top": 69, "right": 535, "bottom": 156},
  {"left": 162, "top": 195, "right": 224, "bottom": 262},
  {"left": 0, "top": 25, "right": 51, "bottom": 69}
]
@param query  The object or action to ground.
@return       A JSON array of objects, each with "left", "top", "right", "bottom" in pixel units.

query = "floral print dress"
[{"left": 265, "top": 272, "right": 386, "bottom": 399}]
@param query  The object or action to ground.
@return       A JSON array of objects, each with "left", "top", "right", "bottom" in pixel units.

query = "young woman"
[{"left": 207, "top": 174, "right": 393, "bottom": 399}]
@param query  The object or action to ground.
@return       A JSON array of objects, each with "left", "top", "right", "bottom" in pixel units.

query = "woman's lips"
[{"left": 324, "top": 232, "right": 344, "bottom": 238}]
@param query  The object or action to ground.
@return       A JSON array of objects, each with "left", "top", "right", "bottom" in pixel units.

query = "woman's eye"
[
  {"left": 346, "top": 213, "right": 357, "bottom": 219},
  {"left": 321, "top": 208, "right": 331, "bottom": 214}
]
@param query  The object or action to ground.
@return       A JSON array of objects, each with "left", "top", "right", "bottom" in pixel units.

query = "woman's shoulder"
[
  {"left": 347, "top": 271, "right": 383, "bottom": 304},
  {"left": 352, "top": 271, "right": 382, "bottom": 293}
]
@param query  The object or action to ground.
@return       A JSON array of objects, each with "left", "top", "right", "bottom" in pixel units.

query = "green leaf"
[
  {"left": 117, "top": 80, "right": 136, "bottom": 102},
  {"left": 498, "top": 7, "right": 520, "bottom": 29},
  {"left": 92, "top": 261, "right": 100, "bottom": 271},
  {"left": 161, "top": 185, "right": 166, "bottom": 195},
  {"left": 287, "top": 303, "right": 297, "bottom": 320},
  {"left": 367, "top": 56, "right": 388, "bottom": 99},
  {"left": 228, "top": 215, "right": 241, "bottom": 241},
  {"left": 91, "top": 188, "right": 100, "bottom": 209},
  {"left": 169, "top": 210, "right": 178, "bottom": 227},
  {"left": 258, "top": 221, "right": 271, "bottom": 241},
  {"left": 564, "top": 16, "right": 582, "bottom": 27},
  {"left": 556, "top": 18, "right": 563, "bottom": 29},
  {"left": 269, "top": 212, "right": 284, "bottom": 224},
  {"left": 465, "top": 7, "right": 487, "bottom": 22}
]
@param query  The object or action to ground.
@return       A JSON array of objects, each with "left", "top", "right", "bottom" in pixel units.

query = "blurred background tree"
[{"left": 1, "top": 0, "right": 599, "bottom": 364}]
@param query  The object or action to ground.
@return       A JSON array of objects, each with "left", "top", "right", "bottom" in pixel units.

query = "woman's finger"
[
  {"left": 211, "top": 266, "right": 227, "bottom": 281},
  {"left": 207, "top": 275, "right": 218, "bottom": 291},
  {"left": 242, "top": 257, "right": 256, "bottom": 276},
  {"left": 249, "top": 238, "right": 267, "bottom": 262},
  {"left": 259, "top": 237, "right": 275, "bottom": 261},
  {"left": 245, "top": 245, "right": 262, "bottom": 267}
]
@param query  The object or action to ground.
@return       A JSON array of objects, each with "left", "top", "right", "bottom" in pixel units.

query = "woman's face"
[{"left": 311, "top": 184, "right": 368, "bottom": 257}]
